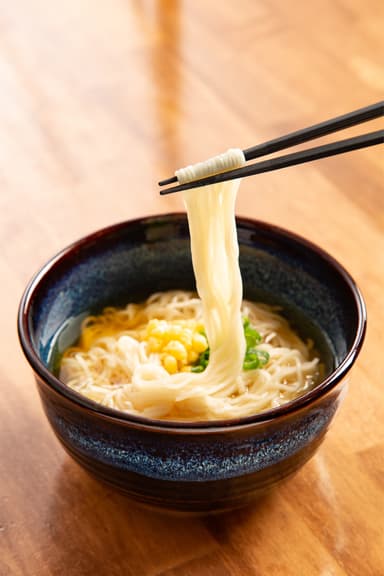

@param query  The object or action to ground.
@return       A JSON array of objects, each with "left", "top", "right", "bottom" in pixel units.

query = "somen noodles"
[{"left": 60, "top": 150, "right": 322, "bottom": 420}]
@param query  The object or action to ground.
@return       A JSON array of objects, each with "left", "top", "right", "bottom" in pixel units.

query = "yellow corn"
[
  {"left": 179, "top": 329, "right": 193, "bottom": 349},
  {"left": 147, "top": 319, "right": 168, "bottom": 337},
  {"left": 163, "top": 340, "right": 188, "bottom": 364},
  {"left": 162, "top": 354, "right": 178, "bottom": 374},
  {"left": 142, "top": 319, "right": 208, "bottom": 374},
  {"left": 146, "top": 337, "right": 162, "bottom": 353},
  {"left": 192, "top": 333, "right": 208, "bottom": 353},
  {"left": 188, "top": 350, "right": 199, "bottom": 363},
  {"left": 168, "top": 325, "right": 182, "bottom": 339}
]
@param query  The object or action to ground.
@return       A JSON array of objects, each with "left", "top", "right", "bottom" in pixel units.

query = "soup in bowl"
[{"left": 18, "top": 214, "right": 366, "bottom": 512}]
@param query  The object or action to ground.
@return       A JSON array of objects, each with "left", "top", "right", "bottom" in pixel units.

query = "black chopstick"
[
  {"left": 158, "top": 101, "right": 383, "bottom": 188},
  {"left": 159, "top": 130, "right": 383, "bottom": 195}
]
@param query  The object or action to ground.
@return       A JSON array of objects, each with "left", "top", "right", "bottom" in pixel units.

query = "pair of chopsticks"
[{"left": 159, "top": 101, "right": 383, "bottom": 194}]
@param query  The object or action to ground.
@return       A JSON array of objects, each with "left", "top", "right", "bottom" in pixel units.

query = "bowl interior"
[{"left": 25, "top": 214, "right": 363, "bottom": 392}]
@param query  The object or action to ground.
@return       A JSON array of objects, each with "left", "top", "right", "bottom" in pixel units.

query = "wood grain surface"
[{"left": 1, "top": 1, "right": 383, "bottom": 574}]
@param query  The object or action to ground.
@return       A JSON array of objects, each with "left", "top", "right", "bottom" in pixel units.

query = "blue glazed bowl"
[{"left": 18, "top": 214, "right": 366, "bottom": 513}]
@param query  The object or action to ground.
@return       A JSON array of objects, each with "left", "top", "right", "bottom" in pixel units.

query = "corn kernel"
[
  {"left": 179, "top": 329, "right": 193, "bottom": 349},
  {"left": 147, "top": 319, "right": 168, "bottom": 337},
  {"left": 146, "top": 319, "right": 158, "bottom": 332},
  {"left": 188, "top": 350, "right": 199, "bottom": 363},
  {"left": 146, "top": 337, "right": 162, "bottom": 353},
  {"left": 163, "top": 340, "right": 188, "bottom": 364},
  {"left": 162, "top": 354, "right": 178, "bottom": 374},
  {"left": 169, "top": 325, "right": 182, "bottom": 339},
  {"left": 192, "top": 333, "right": 208, "bottom": 353}
]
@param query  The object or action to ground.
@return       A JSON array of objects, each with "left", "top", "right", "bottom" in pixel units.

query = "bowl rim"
[{"left": 18, "top": 213, "right": 367, "bottom": 432}]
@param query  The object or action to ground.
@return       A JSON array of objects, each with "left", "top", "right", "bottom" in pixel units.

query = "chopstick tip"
[{"left": 158, "top": 176, "right": 178, "bottom": 186}]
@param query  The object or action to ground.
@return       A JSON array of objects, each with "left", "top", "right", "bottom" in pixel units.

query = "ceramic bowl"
[{"left": 18, "top": 214, "right": 366, "bottom": 513}]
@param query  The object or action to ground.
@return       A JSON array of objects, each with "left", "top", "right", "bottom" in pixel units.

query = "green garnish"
[
  {"left": 191, "top": 317, "right": 270, "bottom": 373},
  {"left": 243, "top": 348, "right": 270, "bottom": 370},
  {"left": 191, "top": 348, "right": 210, "bottom": 373},
  {"left": 243, "top": 317, "right": 262, "bottom": 348}
]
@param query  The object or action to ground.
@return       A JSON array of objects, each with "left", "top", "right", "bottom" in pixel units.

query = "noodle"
[{"left": 60, "top": 150, "right": 322, "bottom": 420}]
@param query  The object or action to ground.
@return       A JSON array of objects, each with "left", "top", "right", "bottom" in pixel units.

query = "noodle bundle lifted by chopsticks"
[{"left": 60, "top": 150, "right": 321, "bottom": 421}]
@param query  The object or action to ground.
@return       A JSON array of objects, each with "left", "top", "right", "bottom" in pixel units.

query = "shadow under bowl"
[{"left": 18, "top": 214, "right": 366, "bottom": 513}]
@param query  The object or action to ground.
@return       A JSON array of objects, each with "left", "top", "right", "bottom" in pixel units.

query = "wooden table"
[{"left": 1, "top": 1, "right": 383, "bottom": 574}]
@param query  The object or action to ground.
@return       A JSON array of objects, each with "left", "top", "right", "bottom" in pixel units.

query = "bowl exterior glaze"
[
  {"left": 35, "top": 371, "right": 345, "bottom": 512},
  {"left": 19, "top": 214, "right": 365, "bottom": 513}
]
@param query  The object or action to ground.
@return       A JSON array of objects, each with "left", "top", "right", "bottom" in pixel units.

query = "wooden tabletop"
[{"left": 1, "top": 1, "right": 383, "bottom": 574}]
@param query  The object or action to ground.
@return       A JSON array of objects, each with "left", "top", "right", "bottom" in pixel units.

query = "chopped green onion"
[
  {"left": 191, "top": 364, "right": 205, "bottom": 373},
  {"left": 243, "top": 317, "right": 262, "bottom": 349},
  {"left": 243, "top": 348, "right": 270, "bottom": 371},
  {"left": 191, "top": 317, "right": 269, "bottom": 373}
]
